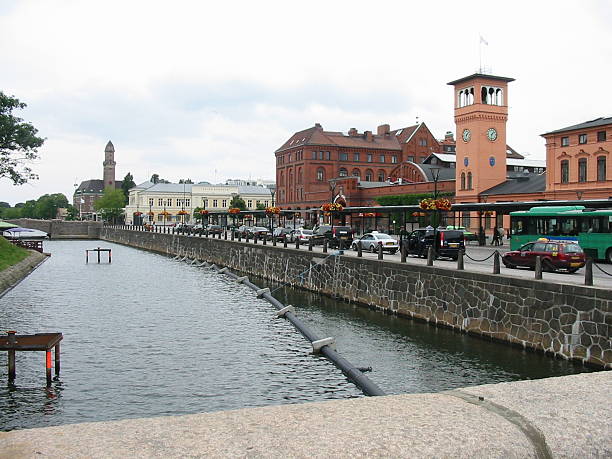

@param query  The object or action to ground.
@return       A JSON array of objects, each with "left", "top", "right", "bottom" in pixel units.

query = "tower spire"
[{"left": 103, "top": 140, "right": 116, "bottom": 188}]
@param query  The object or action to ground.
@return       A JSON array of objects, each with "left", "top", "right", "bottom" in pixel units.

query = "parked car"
[
  {"left": 311, "top": 225, "right": 354, "bottom": 249},
  {"left": 206, "top": 224, "right": 223, "bottom": 235},
  {"left": 175, "top": 222, "right": 194, "bottom": 232},
  {"left": 234, "top": 225, "right": 251, "bottom": 237},
  {"left": 246, "top": 226, "right": 270, "bottom": 239},
  {"left": 289, "top": 228, "right": 314, "bottom": 242},
  {"left": 272, "top": 227, "right": 293, "bottom": 241},
  {"left": 446, "top": 225, "right": 477, "bottom": 242},
  {"left": 193, "top": 224, "right": 204, "bottom": 231},
  {"left": 405, "top": 228, "right": 465, "bottom": 260},
  {"left": 351, "top": 232, "right": 399, "bottom": 254},
  {"left": 502, "top": 240, "right": 585, "bottom": 273}
]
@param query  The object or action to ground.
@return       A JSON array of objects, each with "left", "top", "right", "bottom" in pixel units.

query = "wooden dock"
[{"left": 0, "top": 331, "right": 62, "bottom": 386}]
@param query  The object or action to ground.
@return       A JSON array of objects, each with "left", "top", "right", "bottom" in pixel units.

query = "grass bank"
[{"left": 0, "top": 236, "right": 29, "bottom": 271}]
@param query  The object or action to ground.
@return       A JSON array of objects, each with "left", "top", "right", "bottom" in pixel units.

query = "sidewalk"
[{"left": 1, "top": 371, "right": 609, "bottom": 458}]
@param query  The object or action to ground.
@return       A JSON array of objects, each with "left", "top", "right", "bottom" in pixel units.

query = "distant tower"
[
  {"left": 103, "top": 141, "right": 116, "bottom": 189},
  {"left": 447, "top": 73, "right": 514, "bottom": 201}
]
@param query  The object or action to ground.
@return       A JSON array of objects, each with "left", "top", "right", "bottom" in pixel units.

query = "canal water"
[{"left": 0, "top": 240, "right": 590, "bottom": 431}]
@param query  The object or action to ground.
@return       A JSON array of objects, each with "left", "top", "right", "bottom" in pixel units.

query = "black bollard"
[
  {"left": 493, "top": 251, "right": 500, "bottom": 274},
  {"left": 272, "top": 236, "right": 276, "bottom": 247},
  {"left": 323, "top": 239, "right": 328, "bottom": 254},
  {"left": 585, "top": 258, "right": 593, "bottom": 286},
  {"left": 400, "top": 244, "right": 406, "bottom": 263},
  {"left": 263, "top": 235, "right": 267, "bottom": 245},
  {"left": 238, "top": 233, "right": 242, "bottom": 242},
  {"left": 295, "top": 239, "right": 300, "bottom": 250},
  {"left": 357, "top": 240, "right": 362, "bottom": 257},
  {"left": 457, "top": 249, "right": 464, "bottom": 270},
  {"left": 378, "top": 242, "right": 383, "bottom": 260},
  {"left": 283, "top": 238, "right": 287, "bottom": 248},
  {"left": 231, "top": 231, "right": 235, "bottom": 241},
  {"left": 224, "top": 231, "right": 228, "bottom": 240},
  {"left": 245, "top": 233, "right": 249, "bottom": 242},
  {"left": 535, "top": 256, "right": 542, "bottom": 280},
  {"left": 308, "top": 238, "right": 313, "bottom": 251},
  {"left": 253, "top": 235, "right": 258, "bottom": 245},
  {"left": 427, "top": 246, "right": 434, "bottom": 266}
]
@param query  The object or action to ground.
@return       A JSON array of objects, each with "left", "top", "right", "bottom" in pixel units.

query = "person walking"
[{"left": 491, "top": 226, "right": 500, "bottom": 246}]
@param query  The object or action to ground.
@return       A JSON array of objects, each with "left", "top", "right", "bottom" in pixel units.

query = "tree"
[
  {"left": 150, "top": 173, "right": 159, "bottom": 184},
  {"left": 34, "top": 193, "right": 69, "bottom": 219},
  {"left": 0, "top": 201, "right": 9, "bottom": 208},
  {"left": 0, "top": 92, "right": 46, "bottom": 185},
  {"left": 256, "top": 202, "right": 266, "bottom": 210},
  {"left": 178, "top": 178, "right": 193, "bottom": 184},
  {"left": 66, "top": 205, "right": 79, "bottom": 220},
  {"left": 229, "top": 195, "right": 247, "bottom": 210},
  {"left": 121, "top": 172, "right": 136, "bottom": 203},
  {"left": 94, "top": 187, "right": 125, "bottom": 223}
]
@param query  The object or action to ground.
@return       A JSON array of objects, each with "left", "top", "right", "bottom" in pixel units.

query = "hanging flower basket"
[
  {"left": 265, "top": 206, "right": 280, "bottom": 215},
  {"left": 177, "top": 210, "right": 189, "bottom": 215},
  {"left": 419, "top": 198, "right": 452, "bottom": 211},
  {"left": 133, "top": 211, "right": 143, "bottom": 216},
  {"left": 321, "top": 202, "right": 343, "bottom": 212},
  {"left": 147, "top": 211, "right": 154, "bottom": 216},
  {"left": 478, "top": 210, "right": 494, "bottom": 216},
  {"left": 228, "top": 208, "right": 241, "bottom": 215},
  {"left": 159, "top": 210, "right": 171, "bottom": 216},
  {"left": 199, "top": 209, "right": 209, "bottom": 215}
]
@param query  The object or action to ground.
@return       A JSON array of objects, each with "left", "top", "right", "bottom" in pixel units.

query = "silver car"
[{"left": 351, "top": 232, "right": 399, "bottom": 254}]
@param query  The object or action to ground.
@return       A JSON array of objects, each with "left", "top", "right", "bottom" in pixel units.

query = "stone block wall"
[
  {"left": 8, "top": 219, "right": 101, "bottom": 239},
  {"left": 101, "top": 228, "right": 611, "bottom": 368}
]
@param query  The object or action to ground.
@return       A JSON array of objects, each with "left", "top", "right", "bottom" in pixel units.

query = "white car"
[
  {"left": 289, "top": 228, "right": 313, "bottom": 242},
  {"left": 351, "top": 232, "right": 399, "bottom": 254}
]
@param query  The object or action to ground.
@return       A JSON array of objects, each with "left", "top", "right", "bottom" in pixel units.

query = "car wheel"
[
  {"left": 389, "top": 249, "right": 397, "bottom": 255},
  {"left": 369, "top": 244, "right": 376, "bottom": 253},
  {"left": 606, "top": 248, "right": 612, "bottom": 264},
  {"left": 502, "top": 258, "right": 515, "bottom": 269},
  {"left": 542, "top": 259, "right": 556, "bottom": 273},
  {"left": 352, "top": 243, "right": 357, "bottom": 251}
]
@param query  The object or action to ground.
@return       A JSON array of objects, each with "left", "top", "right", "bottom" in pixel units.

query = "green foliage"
[
  {"left": 150, "top": 174, "right": 169, "bottom": 184},
  {"left": 256, "top": 202, "right": 266, "bottom": 210},
  {"left": 0, "top": 202, "right": 9, "bottom": 208},
  {"left": 193, "top": 206, "right": 208, "bottom": 223},
  {"left": 229, "top": 195, "right": 247, "bottom": 211},
  {"left": 0, "top": 193, "right": 69, "bottom": 219},
  {"left": 121, "top": 172, "right": 136, "bottom": 204},
  {"left": 178, "top": 178, "right": 193, "bottom": 184},
  {"left": 0, "top": 206, "right": 21, "bottom": 219},
  {"left": 0, "top": 92, "right": 46, "bottom": 185},
  {"left": 66, "top": 205, "right": 79, "bottom": 220},
  {"left": 0, "top": 236, "right": 29, "bottom": 272},
  {"left": 375, "top": 191, "right": 454, "bottom": 207},
  {"left": 94, "top": 187, "right": 125, "bottom": 223}
]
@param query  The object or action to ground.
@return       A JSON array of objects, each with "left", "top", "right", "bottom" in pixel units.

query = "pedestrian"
[
  {"left": 497, "top": 227, "right": 504, "bottom": 246},
  {"left": 491, "top": 227, "right": 500, "bottom": 246}
]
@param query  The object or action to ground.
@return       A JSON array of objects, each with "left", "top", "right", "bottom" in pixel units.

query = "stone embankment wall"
[
  {"left": 101, "top": 228, "right": 612, "bottom": 368},
  {"left": 0, "top": 250, "right": 48, "bottom": 297},
  {"left": 7, "top": 219, "right": 101, "bottom": 239}
]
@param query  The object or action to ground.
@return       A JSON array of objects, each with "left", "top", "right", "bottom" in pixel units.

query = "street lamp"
[
  {"left": 329, "top": 180, "right": 338, "bottom": 247},
  {"left": 430, "top": 167, "right": 441, "bottom": 255}
]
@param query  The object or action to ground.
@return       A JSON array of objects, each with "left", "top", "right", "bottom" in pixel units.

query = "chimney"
[
  {"left": 445, "top": 131, "right": 454, "bottom": 141},
  {"left": 348, "top": 128, "right": 358, "bottom": 136},
  {"left": 365, "top": 131, "right": 373, "bottom": 142},
  {"left": 377, "top": 124, "right": 390, "bottom": 136},
  {"left": 315, "top": 123, "right": 322, "bottom": 129}
]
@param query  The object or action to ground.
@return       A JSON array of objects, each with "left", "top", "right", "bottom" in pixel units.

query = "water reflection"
[{"left": 0, "top": 240, "right": 591, "bottom": 431}]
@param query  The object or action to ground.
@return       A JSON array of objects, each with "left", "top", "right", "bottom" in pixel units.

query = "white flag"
[{"left": 480, "top": 35, "right": 488, "bottom": 46}]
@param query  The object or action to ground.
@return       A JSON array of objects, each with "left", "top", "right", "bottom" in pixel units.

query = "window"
[
  {"left": 561, "top": 136, "right": 569, "bottom": 147},
  {"left": 418, "top": 138, "right": 427, "bottom": 146},
  {"left": 379, "top": 155, "right": 385, "bottom": 163},
  {"left": 288, "top": 153, "right": 292, "bottom": 162},
  {"left": 461, "top": 211, "right": 471, "bottom": 228},
  {"left": 318, "top": 151, "right": 323, "bottom": 160},
  {"left": 213, "top": 199, "right": 218, "bottom": 207},
  {"left": 391, "top": 155, "right": 398, "bottom": 164},
  {"left": 316, "top": 168, "right": 325, "bottom": 181},
  {"left": 339, "top": 168, "right": 348, "bottom": 177},
  {"left": 579, "top": 133, "right": 587, "bottom": 144},
  {"left": 149, "top": 198, "right": 154, "bottom": 206},
  {"left": 203, "top": 199, "right": 208, "bottom": 208},
  {"left": 339, "top": 153, "right": 348, "bottom": 161},
  {"left": 598, "top": 131, "right": 607, "bottom": 142},
  {"left": 247, "top": 200, "right": 252, "bottom": 208},
  {"left": 598, "top": 156, "right": 607, "bottom": 181},
  {"left": 185, "top": 199, "right": 190, "bottom": 207},
  {"left": 578, "top": 158, "right": 587, "bottom": 182},
  {"left": 353, "top": 152, "right": 360, "bottom": 161},
  {"left": 367, "top": 154, "right": 373, "bottom": 162},
  {"left": 222, "top": 200, "right": 227, "bottom": 207},
  {"left": 407, "top": 155, "right": 415, "bottom": 162},
  {"left": 325, "top": 151, "right": 330, "bottom": 160},
  {"left": 311, "top": 151, "right": 316, "bottom": 160},
  {"left": 156, "top": 198, "right": 162, "bottom": 206},
  {"left": 352, "top": 169, "right": 360, "bottom": 177},
  {"left": 561, "top": 160, "right": 569, "bottom": 183},
  {"left": 460, "top": 172, "right": 466, "bottom": 190},
  {"left": 365, "top": 170, "right": 373, "bottom": 181},
  {"left": 377, "top": 170, "right": 385, "bottom": 182},
  {"left": 467, "top": 172, "right": 472, "bottom": 189},
  {"left": 167, "top": 199, "right": 173, "bottom": 207}
]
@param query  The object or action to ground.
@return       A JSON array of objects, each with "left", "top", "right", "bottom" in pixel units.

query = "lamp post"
[
  {"left": 430, "top": 167, "right": 441, "bottom": 256},
  {"left": 269, "top": 189, "right": 276, "bottom": 235},
  {"left": 479, "top": 195, "right": 488, "bottom": 246}
]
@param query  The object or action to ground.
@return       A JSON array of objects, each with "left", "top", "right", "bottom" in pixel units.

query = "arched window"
[
  {"left": 316, "top": 167, "right": 325, "bottom": 181},
  {"left": 289, "top": 169, "right": 293, "bottom": 186},
  {"left": 352, "top": 168, "right": 360, "bottom": 178},
  {"left": 598, "top": 156, "right": 607, "bottom": 181},
  {"left": 561, "top": 160, "right": 569, "bottom": 183},
  {"left": 365, "top": 169, "right": 373, "bottom": 181},
  {"left": 578, "top": 158, "right": 587, "bottom": 182},
  {"left": 279, "top": 171, "right": 284, "bottom": 186},
  {"left": 460, "top": 172, "right": 466, "bottom": 190},
  {"left": 339, "top": 168, "right": 348, "bottom": 177},
  {"left": 467, "top": 172, "right": 472, "bottom": 189},
  {"left": 377, "top": 170, "right": 386, "bottom": 182},
  {"left": 297, "top": 167, "right": 303, "bottom": 185}
]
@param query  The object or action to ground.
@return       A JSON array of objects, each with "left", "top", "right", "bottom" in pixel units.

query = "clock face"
[
  {"left": 487, "top": 128, "right": 498, "bottom": 141},
  {"left": 462, "top": 129, "right": 471, "bottom": 142}
]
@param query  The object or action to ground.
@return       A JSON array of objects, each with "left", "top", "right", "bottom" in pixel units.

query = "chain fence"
[{"left": 463, "top": 249, "right": 501, "bottom": 263}]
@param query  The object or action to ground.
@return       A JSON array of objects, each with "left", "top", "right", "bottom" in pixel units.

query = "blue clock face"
[
  {"left": 489, "top": 156, "right": 496, "bottom": 167},
  {"left": 463, "top": 157, "right": 469, "bottom": 167}
]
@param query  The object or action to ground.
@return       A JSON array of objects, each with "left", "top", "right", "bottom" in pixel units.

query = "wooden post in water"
[
  {"left": 7, "top": 331, "right": 16, "bottom": 383},
  {"left": 45, "top": 350, "right": 52, "bottom": 386},
  {"left": 55, "top": 342, "right": 61, "bottom": 377}
]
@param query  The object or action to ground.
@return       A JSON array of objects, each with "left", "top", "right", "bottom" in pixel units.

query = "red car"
[{"left": 502, "top": 240, "right": 585, "bottom": 273}]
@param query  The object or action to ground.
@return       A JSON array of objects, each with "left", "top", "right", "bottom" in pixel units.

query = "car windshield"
[{"left": 563, "top": 243, "right": 583, "bottom": 253}]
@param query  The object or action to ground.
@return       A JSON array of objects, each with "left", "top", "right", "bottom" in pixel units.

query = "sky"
[{"left": 1, "top": 0, "right": 610, "bottom": 206}]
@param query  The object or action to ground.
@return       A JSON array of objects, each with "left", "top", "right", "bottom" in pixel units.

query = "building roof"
[
  {"left": 237, "top": 185, "right": 271, "bottom": 195},
  {"left": 541, "top": 117, "right": 612, "bottom": 136},
  {"left": 480, "top": 173, "right": 546, "bottom": 196},
  {"left": 105, "top": 141, "right": 114, "bottom": 153},
  {"left": 276, "top": 124, "right": 401, "bottom": 153},
  {"left": 75, "top": 179, "right": 123, "bottom": 194},
  {"left": 447, "top": 73, "right": 515, "bottom": 86},
  {"left": 418, "top": 163, "right": 456, "bottom": 181},
  {"left": 145, "top": 183, "right": 194, "bottom": 193},
  {"left": 424, "top": 152, "right": 545, "bottom": 168}
]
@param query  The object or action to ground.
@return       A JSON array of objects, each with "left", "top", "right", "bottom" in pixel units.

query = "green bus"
[{"left": 509, "top": 206, "right": 612, "bottom": 262}]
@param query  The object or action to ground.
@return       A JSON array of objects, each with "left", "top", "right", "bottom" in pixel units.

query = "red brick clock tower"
[{"left": 448, "top": 73, "right": 515, "bottom": 202}]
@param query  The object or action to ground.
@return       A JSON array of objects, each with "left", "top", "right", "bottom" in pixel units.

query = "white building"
[{"left": 124, "top": 181, "right": 273, "bottom": 225}]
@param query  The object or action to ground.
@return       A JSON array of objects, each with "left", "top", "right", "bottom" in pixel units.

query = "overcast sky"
[{"left": 1, "top": 0, "right": 610, "bottom": 206}]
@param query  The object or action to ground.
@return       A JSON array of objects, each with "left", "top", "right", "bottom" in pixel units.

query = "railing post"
[
  {"left": 295, "top": 239, "right": 300, "bottom": 250},
  {"left": 400, "top": 244, "right": 406, "bottom": 263},
  {"left": 457, "top": 249, "right": 464, "bottom": 270},
  {"left": 493, "top": 251, "right": 500, "bottom": 274},
  {"left": 283, "top": 238, "right": 287, "bottom": 248},
  {"left": 427, "top": 246, "right": 434, "bottom": 266},
  {"left": 323, "top": 239, "right": 328, "bottom": 254},
  {"left": 263, "top": 235, "right": 267, "bottom": 245},
  {"left": 231, "top": 230, "right": 235, "bottom": 241},
  {"left": 377, "top": 242, "right": 383, "bottom": 260},
  {"left": 357, "top": 240, "right": 362, "bottom": 258},
  {"left": 585, "top": 258, "right": 593, "bottom": 286},
  {"left": 272, "top": 236, "right": 276, "bottom": 246},
  {"left": 308, "top": 238, "right": 313, "bottom": 251},
  {"left": 535, "top": 256, "right": 542, "bottom": 280}
]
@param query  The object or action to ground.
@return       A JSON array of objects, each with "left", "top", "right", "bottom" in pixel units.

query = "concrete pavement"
[{"left": 1, "top": 371, "right": 609, "bottom": 458}]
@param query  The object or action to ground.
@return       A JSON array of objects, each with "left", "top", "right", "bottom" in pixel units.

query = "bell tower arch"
[{"left": 448, "top": 73, "right": 514, "bottom": 201}]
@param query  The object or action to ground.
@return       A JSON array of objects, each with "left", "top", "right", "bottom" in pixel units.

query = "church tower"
[
  {"left": 103, "top": 140, "right": 116, "bottom": 189},
  {"left": 448, "top": 74, "right": 514, "bottom": 201}
]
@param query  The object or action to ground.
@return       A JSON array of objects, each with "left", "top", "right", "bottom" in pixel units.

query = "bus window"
[
  {"left": 560, "top": 217, "right": 578, "bottom": 236},
  {"left": 593, "top": 217, "right": 610, "bottom": 233},
  {"left": 546, "top": 218, "right": 558, "bottom": 235},
  {"left": 580, "top": 218, "right": 591, "bottom": 233}
]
